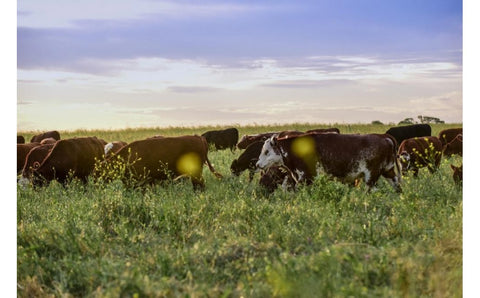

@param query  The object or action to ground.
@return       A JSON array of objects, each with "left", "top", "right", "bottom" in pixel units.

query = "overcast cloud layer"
[{"left": 17, "top": 0, "right": 462, "bottom": 131}]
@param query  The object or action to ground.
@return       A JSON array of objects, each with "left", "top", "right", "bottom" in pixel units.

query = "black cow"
[
  {"left": 386, "top": 124, "right": 431, "bottom": 147},
  {"left": 202, "top": 128, "right": 239, "bottom": 151}
]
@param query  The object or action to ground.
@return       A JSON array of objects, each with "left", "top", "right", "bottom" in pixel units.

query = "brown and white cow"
[
  {"left": 438, "top": 128, "right": 462, "bottom": 147},
  {"left": 443, "top": 134, "right": 462, "bottom": 157},
  {"left": 30, "top": 130, "right": 61, "bottom": 143},
  {"left": 104, "top": 135, "right": 222, "bottom": 189},
  {"left": 17, "top": 143, "right": 40, "bottom": 174},
  {"left": 20, "top": 137, "right": 104, "bottom": 186},
  {"left": 397, "top": 136, "right": 443, "bottom": 177},
  {"left": 256, "top": 133, "right": 402, "bottom": 192}
]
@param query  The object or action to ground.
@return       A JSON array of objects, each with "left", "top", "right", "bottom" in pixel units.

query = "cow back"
[
  {"left": 386, "top": 124, "right": 431, "bottom": 146},
  {"left": 438, "top": 128, "right": 462, "bottom": 146},
  {"left": 202, "top": 128, "right": 239, "bottom": 150},
  {"left": 237, "top": 132, "right": 276, "bottom": 149}
]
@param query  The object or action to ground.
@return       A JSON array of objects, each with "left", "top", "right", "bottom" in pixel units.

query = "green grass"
[{"left": 17, "top": 123, "right": 462, "bottom": 297}]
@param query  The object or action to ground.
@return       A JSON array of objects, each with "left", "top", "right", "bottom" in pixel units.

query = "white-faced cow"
[
  {"left": 20, "top": 137, "right": 104, "bottom": 186},
  {"left": 104, "top": 135, "right": 222, "bottom": 190},
  {"left": 201, "top": 128, "right": 239, "bottom": 151},
  {"left": 397, "top": 136, "right": 443, "bottom": 177},
  {"left": 256, "top": 133, "right": 402, "bottom": 192},
  {"left": 386, "top": 124, "right": 431, "bottom": 148},
  {"left": 30, "top": 130, "right": 61, "bottom": 143}
]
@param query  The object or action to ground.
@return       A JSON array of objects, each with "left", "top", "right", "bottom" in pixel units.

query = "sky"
[{"left": 17, "top": 0, "right": 463, "bottom": 131}]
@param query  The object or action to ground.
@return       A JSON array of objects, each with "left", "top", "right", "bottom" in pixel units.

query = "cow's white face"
[
  {"left": 256, "top": 137, "right": 284, "bottom": 169},
  {"left": 398, "top": 152, "right": 410, "bottom": 170}
]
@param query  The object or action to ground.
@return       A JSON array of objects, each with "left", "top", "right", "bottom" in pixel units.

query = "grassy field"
[{"left": 17, "top": 123, "right": 462, "bottom": 297}]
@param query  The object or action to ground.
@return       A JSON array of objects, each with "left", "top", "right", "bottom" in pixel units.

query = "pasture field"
[{"left": 17, "top": 123, "right": 462, "bottom": 297}]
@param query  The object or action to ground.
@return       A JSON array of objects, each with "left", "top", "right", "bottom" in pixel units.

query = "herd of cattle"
[{"left": 17, "top": 124, "right": 463, "bottom": 192}]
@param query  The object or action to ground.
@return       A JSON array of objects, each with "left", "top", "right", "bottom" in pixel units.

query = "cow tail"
[{"left": 205, "top": 157, "right": 223, "bottom": 179}]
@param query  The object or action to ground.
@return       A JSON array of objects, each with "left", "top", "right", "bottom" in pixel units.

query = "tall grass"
[{"left": 17, "top": 123, "right": 462, "bottom": 297}]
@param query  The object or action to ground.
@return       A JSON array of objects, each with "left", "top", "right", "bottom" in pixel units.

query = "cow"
[
  {"left": 386, "top": 124, "right": 431, "bottom": 148},
  {"left": 19, "top": 137, "right": 104, "bottom": 186},
  {"left": 397, "top": 136, "right": 443, "bottom": 177},
  {"left": 30, "top": 130, "right": 61, "bottom": 143},
  {"left": 40, "top": 137, "right": 57, "bottom": 145},
  {"left": 256, "top": 133, "right": 402, "bottom": 192},
  {"left": 443, "top": 134, "right": 462, "bottom": 157},
  {"left": 17, "top": 135, "right": 25, "bottom": 144},
  {"left": 230, "top": 141, "right": 265, "bottom": 180},
  {"left": 17, "top": 143, "right": 40, "bottom": 174},
  {"left": 104, "top": 141, "right": 128, "bottom": 158},
  {"left": 306, "top": 127, "right": 340, "bottom": 134},
  {"left": 21, "top": 143, "right": 55, "bottom": 177},
  {"left": 237, "top": 132, "right": 277, "bottom": 149},
  {"left": 438, "top": 128, "right": 462, "bottom": 146},
  {"left": 450, "top": 164, "right": 462, "bottom": 185},
  {"left": 201, "top": 128, "right": 239, "bottom": 151},
  {"left": 104, "top": 135, "right": 222, "bottom": 190},
  {"left": 259, "top": 166, "right": 296, "bottom": 193}
]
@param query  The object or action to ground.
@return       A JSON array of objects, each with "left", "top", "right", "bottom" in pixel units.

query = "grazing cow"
[
  {"left": 201, "top": 128, "right": 239, "bottom": 151},
  {"left": 17, "top": 135, "right": 25, "bottom": 144},
  {"left": 40, "top": 137, "right": 57, "bottom": 145},
  {"left": 230, "top": 141, "right": 265, "bottom": 180},
  {"left": 259, "top": 166, "right": 296, "bottom": 193},
  {"left": 443, "top": 134, "right": 462, "bottom": 157},
  {"left": 237, "top": 132, "right": 277, "bottom": 149},
  {"left": 21, "top": 143, "right": 55, "bottom": 176},
  {"left": 104, "top": 135, "right": 222, "bottom": 189},
  {"left": 306, "top": 127, "right": 340, "bottom": 134},
  {"left": 104, "top": 141, "right": 128, "bottom": 158},
  {"left": 397, "top": 136, "right": 443, "bottom": 177},
  {"left": 450, "top": 164, "right": 462, "bottom": 185},
  {"left": 17, "top": 143, "right": 40, "bottom": 174},
  {"left": 30, "top": 130, "right": 61, "bottom": 143},
  {"left": 438, "top": 128, "right": 462, "bottom": 146},
  {"left": 20, "top": 137, "right": 104, "bottom": 186},
  {"left": 256, "top": 133, "right": 402, "bottom": 192},
  {"left": 386, "top": 124, "right": 431, "bottom": 147}
]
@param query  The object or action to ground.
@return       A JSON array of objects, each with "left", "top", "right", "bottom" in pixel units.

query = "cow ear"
[{"left": 270, "top": 136, "right": 277, "bottom": 147}]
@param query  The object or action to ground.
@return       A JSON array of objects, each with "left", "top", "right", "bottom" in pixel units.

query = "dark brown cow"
[
  {"left": 21, "top": 143, "right": 55, "bottom": 176},
  {"left": 397, "top": 136, "right": 443, "bottom": 177},
  {"left": 259, "top": 166, "right": 296, "bottom": 193},
  {"left": 443, "top": 134, "right": 462, "bottom": 157},
  {"left": 30, "top": 130, "right": 61, "bottom": 143},
  {"left": 104, "top": 135, "right": 222, "bottom": 189},
  {"left": 237, "top": 132, "right": 277, "bottom": 149},
  {"left": 201, "top": 128, "right": 239, "bottom": 151},
  {"left": 230, "top": 141, "right": 265, "bottom": 180},
  {"left": 306, "top": 127, "right": 340, "bottom": 134},
  {"left": 17, "top": 143, "right": 40, "bottom": 174},
  {"left": 256, "top": 133, "right": 402, "bottom": 192},
  {"left": 438, "top": 128, "right": 462, "bottom": 146},
  {"left": 17, "top": 135, "right": 25, "bottom": 144},
  {"left": 451, "top": 164, "right": 462, "bottom": 185},
  {"left": 104, "top": 141, "right": 128, "bottom": 158},
  {"left": 20, "top": 137, "right": 104, "bottom": 186}
]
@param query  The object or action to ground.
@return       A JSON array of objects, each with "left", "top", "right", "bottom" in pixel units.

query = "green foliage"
[{"left": 17, "top": 123, "right": 462, "bottom": 297}]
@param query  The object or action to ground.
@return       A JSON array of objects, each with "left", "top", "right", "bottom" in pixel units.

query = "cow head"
[
  {"left": 398, "top": 151, "right": 410, "bottom": 172},
  {"left": 256, "top": 136, "right": 284, "bottom": 169}
]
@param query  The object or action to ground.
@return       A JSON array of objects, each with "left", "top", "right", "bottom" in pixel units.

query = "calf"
[
  {"left": 397, "top": 136, "right": 443, "bottom": 177},
  {"left": 443, "top": 134, "right": 462, "bottom": 157},
  {"left": 256, "top": 133, "right": 402, "bottom": 192},
  {"left": 201, "top": 128, "right": 239, "bottom": 151},
  {"left": 386, "top": 124, "right": 431, "bottom": 148},
  {"left": 104, "top": 135, "right": 222, "bottom": 189},
  {"left": 20, "top": 137, "right": 104, "bottom": 186},
  {"left": 230, "top": 141, "right": 265, "bottom": 180}
]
